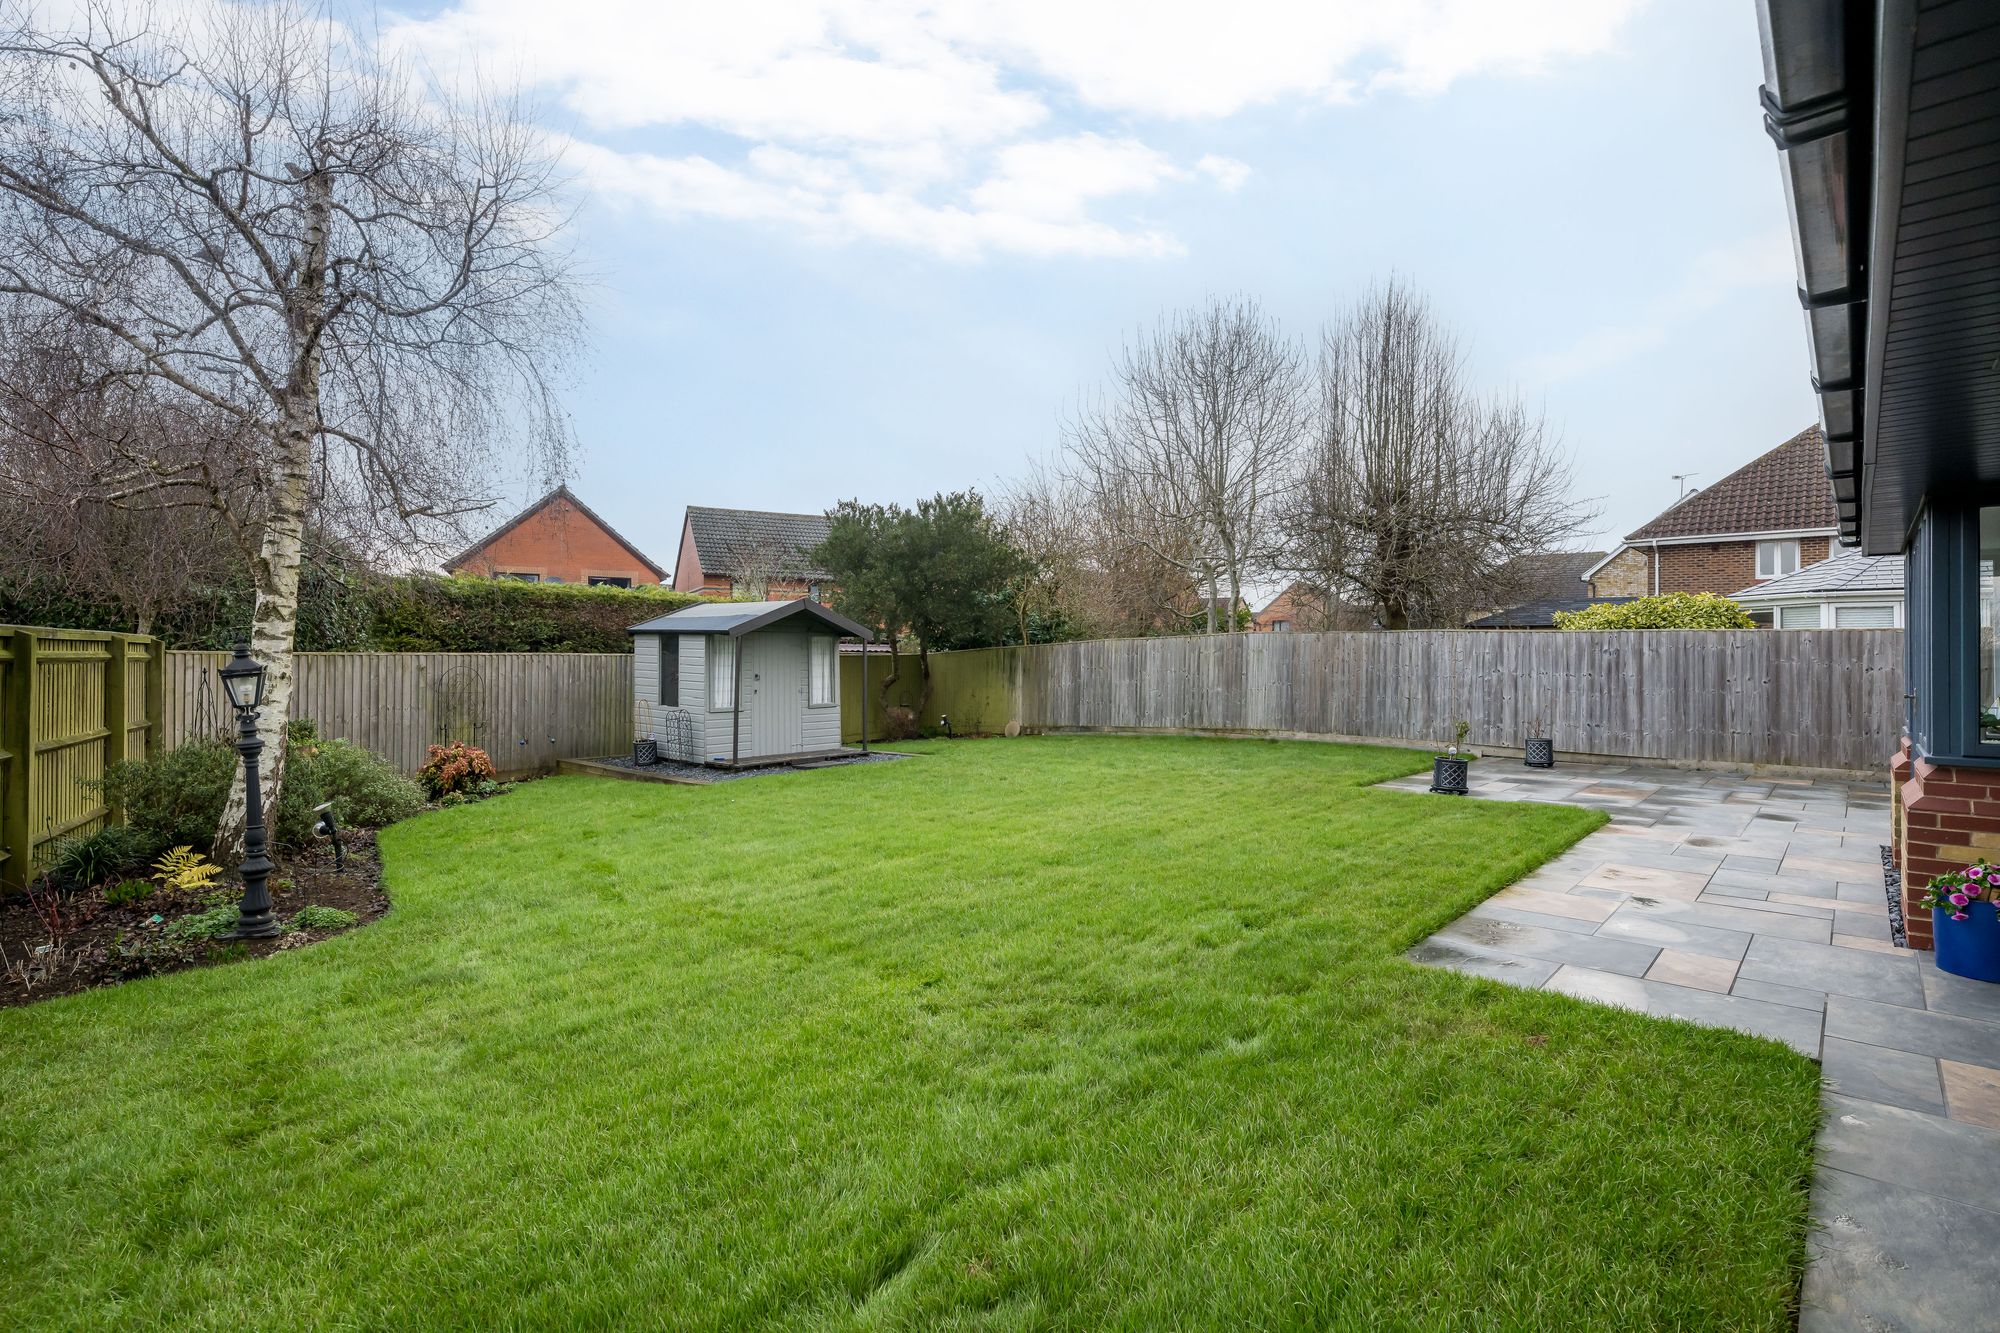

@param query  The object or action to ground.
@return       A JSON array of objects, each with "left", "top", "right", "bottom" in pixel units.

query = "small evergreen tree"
[{"left": 816, "top": 492, "right": 1025, "bottom": 726}]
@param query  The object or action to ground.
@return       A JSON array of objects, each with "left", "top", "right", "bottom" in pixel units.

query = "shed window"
[
  {"left": 809, "top": 636, "right": 836, "bottom": 706},
  {"left": 1756, "top": 540, "right": 1801, "bottom": 579},
  {"left": 708, "top": 637, "right": 735, "bottom": 710},
  {"left": 1778, "top": 604, "right": 1822, "bottom": 629},
  {"left": 1833, "top": 604, "right": 1895, "bottom": 629},
  {"left": 658, "top": 634, "right": 678, "bottom": 706}
]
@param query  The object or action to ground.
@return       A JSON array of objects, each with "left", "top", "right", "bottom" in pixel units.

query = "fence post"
[
  {"left": 103, "top": 634, "right": 130, "bottom": 825},
  {"left": 144, "top": 639, "right": 165, "bottom": 759},
  {"left": 3, "top": 630, "right": 36, "bottom": 890}
]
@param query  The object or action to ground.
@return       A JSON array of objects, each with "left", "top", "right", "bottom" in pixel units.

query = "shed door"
[{"left": 743, "top": 634, "right": 805, "bottom": 758}]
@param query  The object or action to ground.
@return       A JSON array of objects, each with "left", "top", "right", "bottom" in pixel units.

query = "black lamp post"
[{"left": 218, "top": 642, "right": 281, "bottom": 940}]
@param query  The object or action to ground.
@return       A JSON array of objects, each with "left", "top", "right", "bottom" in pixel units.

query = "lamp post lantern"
[{"left": 217, "top": 641, "right": 281, "bottom": 940}]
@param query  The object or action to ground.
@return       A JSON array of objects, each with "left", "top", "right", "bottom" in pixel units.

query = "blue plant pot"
[{"left": 1934, "top": 905, "right": 2000, "bottom": 983}]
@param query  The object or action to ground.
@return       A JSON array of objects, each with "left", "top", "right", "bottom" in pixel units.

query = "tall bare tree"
[
  {"left": 1282, "top": 281, "right": 1596, "bottom": 629},
  {"left": 1063, "top": 297, "right": 1309, "bottom": 632},
  {"left": 0, "top": 1, "right": 581, "bottom": 856}
]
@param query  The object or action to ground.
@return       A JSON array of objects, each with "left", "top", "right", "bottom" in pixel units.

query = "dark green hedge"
[
  {"left": 0, "top": 574, "right": 706, "bottom": 653},
  {"left": 369, "top": 578, "right": 704, "bottom": 652}
]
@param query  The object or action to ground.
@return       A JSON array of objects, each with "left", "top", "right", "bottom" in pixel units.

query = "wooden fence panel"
[
  {"left": 921, "top": 628, "right": 1904, "bottom": 775},
  {"left": 166, "top": 651, "right": 633, "bottom": 777},
  {"left": 0, "top": 626, "right": 164, "bottom": 888}
]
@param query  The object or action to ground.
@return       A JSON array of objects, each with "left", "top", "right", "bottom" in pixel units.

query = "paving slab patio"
[{"left": 1389, "top": 759, "right": 2000, "bottom": 1333}]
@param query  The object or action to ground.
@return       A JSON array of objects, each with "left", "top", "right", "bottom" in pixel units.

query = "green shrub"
[
  {"left": 102, "top": 730, "right": 420, "bottom": 854},
  {"left": 290, "top": 734, "right": 423, "bottom": 830},
  {"left": 49, "top": 825, "right": 162, "bottom": 890},
  {"left": 104, "top": 878, "right": 155, "bottom": 907},
  {"left": 99, "top": 740, "right": 236, "bottom": 852},
  {"left": 292, "top": 905, "right": 359, "bottom": 931},
  {"left": 1553, "top": 592, "right": 1756, "bottom": 630}
]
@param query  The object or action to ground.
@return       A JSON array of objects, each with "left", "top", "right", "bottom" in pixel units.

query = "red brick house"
[
  {"left": 445, "top": 485, "right": 667, "bottom": 587},
  {"left": 1581, "top": 426, "right": 1838, "bottom": 617},
  {"left": 670, "top": 506, "right": 834, "bottom": 600}
]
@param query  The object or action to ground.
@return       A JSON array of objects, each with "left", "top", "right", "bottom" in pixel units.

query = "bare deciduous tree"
[
  {"left": 0, "top": 0, "right": 582, "bottom": 857},
  {"left": 1282, "top": 281, "right": 1596, "bottom": 629},
  {"left": 1063, "top": 297, "right": 1309, "bottom": 632}
]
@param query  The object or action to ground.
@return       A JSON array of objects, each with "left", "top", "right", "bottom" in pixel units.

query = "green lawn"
[{"left": 0, "top": 737, "right": 1820, "bottom": 1330}]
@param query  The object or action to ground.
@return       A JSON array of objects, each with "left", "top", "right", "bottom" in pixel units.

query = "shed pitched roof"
[
  {"left": 1624, "top": 427, "right": 1837, "bottom": 542},
  {"left": 628, "top": 598, "right": 871, "bottom": 640},
  {"left": 1730, "top": 550, "right": 1904, "bottom": 600},
  {"left": 446, "top": 484, "right": 667, "bottom": 580},
  {"left": 685, "top": 506, "right": 833, "bottom": 581}
]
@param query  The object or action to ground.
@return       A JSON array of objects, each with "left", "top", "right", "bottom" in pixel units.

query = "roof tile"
[{"left": 1625, "top": 426, "right": 1836, "bottom": 541}]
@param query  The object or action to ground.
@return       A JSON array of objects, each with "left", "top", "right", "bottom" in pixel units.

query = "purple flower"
[
  {"left": 1954, "top": 912, "right": 1971, "bottom": 921},
  {"left": 1972, "top": 868, "right": 1987, "bottom": 881},
  {"left": 1951, "top": 891, "right": 1971, "bottom": 907}
]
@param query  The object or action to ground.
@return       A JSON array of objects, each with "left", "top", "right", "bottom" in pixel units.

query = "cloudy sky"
[{"left": 387, "top": 0, "right": 1817, "bottom": 578}]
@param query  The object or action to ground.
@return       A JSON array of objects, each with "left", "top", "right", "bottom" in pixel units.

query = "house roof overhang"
[{"left": 1758, "top": 0, "right": 2000, "bottom": 554}]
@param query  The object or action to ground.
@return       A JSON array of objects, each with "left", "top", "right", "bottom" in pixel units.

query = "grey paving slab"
[
  {"left": 1619, "top": 893, "right": 1835, "bottom": 944},
  {"left": 1820, "top": 1037, "right": 1947, "bottom": 1115},
  {"left": 1730, "top": 975, "right": 1829, "bottom": 1013},
  {"left": 1826, "top": 995, "right": 2000, "bottom": 1068},
  {"left": 1455, "top": 902, "right": 1605, "bottom": 937},
  {"left": 1695, "top": 889, "right": 1835, "bottom": 920},
  {"left": 1542, "top": 965, "right": 1824, "bottom": 1055},
  {"left": 1817, "top": 1092, "right": 2000, "bottom": 1209},
  {"left": 1919, "top": 958, "right": 2000, "bottom": 1024},
  {"left": 1595, "top": 905, "right": 1755, "bottom": 961},
  {"left": 1437, "top": 915, "right": 1660, "bottom": 977},
  {"left": 1800, "top": 1167, "right": 2000, "bottom": 1333},
  {"left": 1738, "top": 936, "right": 1925, "bottom": 1007}
]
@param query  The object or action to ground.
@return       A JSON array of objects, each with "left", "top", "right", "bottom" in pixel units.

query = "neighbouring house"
[
  {"left": 1731, "top": 549, "right": 1904, "bottom": 630},
  {"left": 1582, "top": 428, "right": 1837, "bottom": 600},
  {"left": 1758, "top": 1, "right": 1999, "bottom": 952},
  {"left": 627, "top": 598, "right": 872, "bottom": 767},
  {"left": 1465, "top": 550, "right": 1611, "bottom": 626},
  {"left": 446, "top": 485, "right": 667, "bottom": 587},
  {"left": 671, "top": 506, "right": 834, "bottom": 600},
  {"left": 1465, "top": 596, "right": 1642, "bottom": 629},
  {"left": 1251, "top": 583, "right": 1374, "bottom": 631}
]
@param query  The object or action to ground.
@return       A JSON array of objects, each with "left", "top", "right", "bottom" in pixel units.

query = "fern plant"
[{"left": 152, "top": 846, "right": 224, "bottom": 894}]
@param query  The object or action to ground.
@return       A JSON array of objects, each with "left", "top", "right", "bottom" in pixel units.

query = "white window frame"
[
  {"left": 808, "top": 636, "right": 837, "bottom": 707},
  {"left": 708, "top": 636, "right": 735, "bottom": 710},
  {"left": 1756, "top": 539, "right": 1801, "bottom": 579},
  {"left": 1833, "top": 603, "right": 1898, "bottom": 629},
  {"left": 1777, "top": 603, "right": 1822, "bottom": 629},
  {"left": 1270, "top": 619, "right": 1291, "bottom": 632}
]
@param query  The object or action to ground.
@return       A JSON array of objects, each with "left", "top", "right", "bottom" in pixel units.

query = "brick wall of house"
[
  {"left": 451, "top": 495, "right": 660, "bottom": 585},
  {"left": 1653, "top": 536, "right": 1832, "bottom": 595},
  {"left": 1589, "top": 536, "right": 1834, "bottom": 599},
  {"left": 1895, "top": 748, "right": 2000, "bottom": 952}
]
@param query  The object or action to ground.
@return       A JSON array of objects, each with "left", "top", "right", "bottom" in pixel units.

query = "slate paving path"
[{"left": 1390, "top": 760, "right": 2000, "bottom": 1332}]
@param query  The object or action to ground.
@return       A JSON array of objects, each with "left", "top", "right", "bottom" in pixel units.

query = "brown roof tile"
[{"left": 1624, "top": 426, "right": 1836, "bottom": 541}]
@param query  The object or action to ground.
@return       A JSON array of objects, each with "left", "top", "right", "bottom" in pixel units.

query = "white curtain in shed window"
[
  {"left": 809, "top": 637, "right": 836, "bottom": 705},
  {"left": 709, "top": 637, "right": 735, "bottom": 709}
]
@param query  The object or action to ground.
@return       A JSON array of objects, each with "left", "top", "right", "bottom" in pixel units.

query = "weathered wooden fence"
[
  {"left": 165, "top": 652, "right": 632, "bottom": 776},
  {"left": 0, "top": 626, "right": 165, "bottom": 888},
  {"left": 911, "top": 629, "right": 1905, "bottom": 774}
]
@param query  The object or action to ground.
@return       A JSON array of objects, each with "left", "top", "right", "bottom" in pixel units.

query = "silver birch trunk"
[{"left": 214, "top": 172, "right": 329, "bottom": 865}]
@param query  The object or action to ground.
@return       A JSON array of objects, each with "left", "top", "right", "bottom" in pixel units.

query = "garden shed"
[{"left": 627, "top": 599, "right": 873, "bottom": 767}]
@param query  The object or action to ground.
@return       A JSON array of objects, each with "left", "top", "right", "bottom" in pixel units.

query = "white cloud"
[
  {"left": 388, "top": 0, "right": 1647, "bottom": 259},
  {"left": 1520, "top": 229, "right": 1797, "bottom": 383}
]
